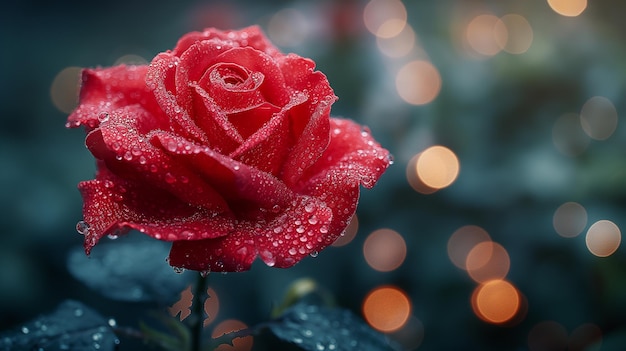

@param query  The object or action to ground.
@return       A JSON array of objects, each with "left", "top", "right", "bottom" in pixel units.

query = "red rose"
[{"left": 67, "top": 26, "right": 390, "bottom": 272}]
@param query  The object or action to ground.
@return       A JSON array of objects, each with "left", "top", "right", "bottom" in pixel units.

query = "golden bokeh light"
[
  {"left": 495, "top": 14, "right": 533, "bottom": 54},
  {"left": 547, "top": 0, "right": 587, "bottom": 17},
  {"left": 395, "top": 60, "right": 442, "bottom": 105},
  {"left": 376, "top": 23, "right": 416, "bottom": 58},
  {"left": 363, "top": 0, "right": 407, "bottom": 38},
  {"left": 267, "top": 8, "right": 308, "bottom": 48},
  {"left": 580, "top": 96, "right": 618, "bottom": 141},
  {"left": 363, "top": 228, "right": 407, "bottom": 272},
  {"left": 50, "top": 66, "right": 82, "bottom": 114},
  {"left": 586, "top": 220, "right": 621, "bottom": 257},
  {"left": 471, "top": 279, "right": 520, "bottom": 324},
  {"left": 447, "top": 225, "right": 491, "bottom": 270},
  {"left": 553, "top": 202, "right": 588, "bottom": 238},
  {"left": 203, "top": 287, "right": 220, "bottom": 327},
  {"left": 552, "top": 113, "right": 591, "bottom": 156},
  {"left": 406, "top": 153, "right": 438, "bottom": 194},
  {"left": 212, "top": 319, "right": 253, "bottom": 351},
  {"left": 416, "top": 146, "right": 460, "bottom": 190},
  {"left": 362, "top": 286, "right": 411, "bottom": 333},
  {"left": 332, "top": 215, "right": 359, "bottom": 247},
  {"left": 465, "top": 14, "right": 503, "bottom": 57},
  {"left": 466, "top": 241, "right": 510, "bottom": 283},
  {"left": 528, "top": 321, "right": 568, "bottom": 351}
]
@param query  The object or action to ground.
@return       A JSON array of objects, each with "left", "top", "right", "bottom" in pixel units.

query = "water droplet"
[
  {"left": 260, "top": 250, "right": 275, "bottom": 266},
  {"left": 165, "top": 173, "right": 177, "bottom": 184},
  {"left": 76, "top": 221, "right": 90, "bottom": 235},
  {"left": 173, "top": 266, "right": 185, "bottom": 274},
  {"left": 111, "top": 142, "right": 121, "bottom": 151},
  {"left": 200, "top": 270, "right": 210, "bottom": 277},
  {"left": 296, "top": 226, "right": 305, "bottom": 234},
  {"left": 302, "top": 329, "right": 313, "bottom": 337},
  {"left": 150, "top": 164, "right": 158, "bottom": 173},
  {"left": 293, "top": 337, "right": 303, "bottom": 344},
  {"left": 316, "top": 342, "right": 326, "bottom": 350},
  {"left": 107, "top": 318, "right": 117, "bottom": 327},
  {"left": 288, "top": 248, "right": 297, "bottom": 255},
  {"left": 98, "top": 112, "right": 109, "bottom": 123},
  {"left": 271, "top": 204, "right": 281, "bottom": 213},
  {"left": 21, "top": 326, "right": 29, "bottom": 334},
  {"left": 308, "top": 216, "right": 318, "bottom": 225},
  {"left": 139, "top": 155, "right": 147, "bottom": 164},
  {"left": 310, "top": 251, "right": 319, "bottom": 258},
  {"left": 167, "top": 140, "right": 178, "bottom": 152},
  {"left": 92, "top": 333, "right": 103, "bottom": 341},
  {"left": 319, "top": 226, "right": 328, "bottom": 234},
  {"left": 304, "top": 202, "right": 315, "bottom": 213},
  {"left": 107, "top": 234, "right": 118, "bottom": 240},
  {"left": 273, "top": 226, "right": 283, "bottom": 234},
  {"left": 74, "top": 308, "right": 84, "bottom": 317},
  {"left": 233, "top": 165, "right": 240, "bottom": 171}
]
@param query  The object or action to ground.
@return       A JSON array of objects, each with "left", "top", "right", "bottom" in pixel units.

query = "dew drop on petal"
[
  {"left": 289, "top": 248, "right": 297, "bottom": 255},
  {"left": 173, "top": 266, "right": 185, "bottom": 274},
  {"left": 310, "top": 251, "right": 319, "bottom": 258},
  {"left": 76, "top": 220, "right": 90, "bottom": 235},
  {"left": 98, "top": 112, "right": 109, "bottom": 123}
]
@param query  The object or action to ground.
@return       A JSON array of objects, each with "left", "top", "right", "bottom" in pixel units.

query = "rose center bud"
[{"left": 208, "top": 63, "right": 260, "bottom": 91}]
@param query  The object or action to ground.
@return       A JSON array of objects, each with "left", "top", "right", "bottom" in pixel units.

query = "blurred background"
[{"left": 2, "top": 0, "right": 626, "bottom": 350}]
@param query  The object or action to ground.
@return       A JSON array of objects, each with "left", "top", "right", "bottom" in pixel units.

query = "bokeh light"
[
  {"left": 447, "top": 225, "right": 491, "bottom": 270},
  {"left": 466, "top": 241, "right": 510, "bottom": 283},
  {"left": 267, "top": 8, "right": 309, "bottom": 48},
  {"left": 553, "top": 113, "right": 591, "bottom": 156},
  {"left": 203, "top": 287, "right": 220, "bottom": 327},
  {"left": 332, "top": 215, "right": 359, "bottom": 247},
  {"left": 362, "top": 286, "right": 411, "bottom": 332},
  {"left": 585, "top": 220, "right": 621, "bottom": 257},
  {"left": 363, "top": 0, "right": 407, "bottom": 38},
  {"left": 395, "top": 60, "right": 442, "bottom": 105},
  {"left": 50, "top": 66, "right": 82, "bottom": 114},
  {"left": 495, "top": 14, "right": 533, "bottom": 54},
  {"left": 363, "top": 228, "right": 407, "bottom": 272},
  {"left": 211, "top": 319, "right": 253, "bottom": 351},
  {"left": 579, "top": 96, "right": 618, "bottom": 141},
  {"left": 471, "top": 279, "right": 521, "bottom": 324},
  {"left": 553, "top": 202, "right": 587, "bottom": 238},
  {"left": 376, "top": 23, "right": 416, "bottom": 58},
  {"left": 528, "top": 321, "right": 568, "bottom": 351},
  {"left": 465, "top": 14, "right": 503, "bottom": 57},
  {"left": 417, "top": 145, "right": 460, "bottom": 190},
  {"left": 547, "top": 0, "right": 587, "bottom": 17},
  {"left": 113, "top": 54, "right": 149, "bottom": 66},
  {"left": 406, "top": 153, "right": 437, "bottom": 195}
]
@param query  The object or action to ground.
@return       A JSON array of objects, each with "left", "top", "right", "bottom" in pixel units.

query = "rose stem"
[{"left": 191, "top": 272, "right": 208, "bottom": 351}]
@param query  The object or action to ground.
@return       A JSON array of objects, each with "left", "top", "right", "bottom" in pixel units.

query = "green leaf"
[
  {"left": 67, "top": 233, "right": 195, "bottom": 302},
  {"left": 268, "top": 302, "right": 399, "bottom": 351},
  {"left": 0, "top": 300, "right": 119, "bottom": 350}
]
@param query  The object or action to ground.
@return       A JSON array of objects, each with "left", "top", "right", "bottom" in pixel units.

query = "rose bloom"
[{"left": 67, "top": 26, "right": 390, "bottom": 272}]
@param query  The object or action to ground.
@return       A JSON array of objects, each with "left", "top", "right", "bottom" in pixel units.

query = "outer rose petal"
[
  {"left": 167, "top": 195, "right": 333, "bottom": 271},
  {"left": 67, "top": 66, "right": 165, "bottom": 131},
  {"left": 79, "top": 165, "right": 235, "bottom": 255},
  {"left": 172, "top": 26, "right": 281, "bottom": 58}
]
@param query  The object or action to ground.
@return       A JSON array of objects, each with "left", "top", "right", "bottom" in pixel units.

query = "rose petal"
[
  {"left": 153, "top": 132, "right": 295, "bottom": 214},
  {"left": 168, "top": 229, "right": 257, "bottom": 272},
  {"left": 172, "top": 25, "right": 281, "bottom": 58},
  {"left": 230, "top": 105, "right": 292, "bottom": 175},
  {"left": 302, "top": 118, "right": 391, "bottom": 190},
  {"left": 67, "top": 66, "right": 163, "bottom": 131},
  {"left": 85, "top": 107, "right": 230, "bottom": 211},
  {"left": 78, "top": 166, "right": 234, "bottom": 255},
  {"left": 280, "top": 94, "right": 334, "bottom": 186},
  {"left": 147, "top": 53, "right": 208, "bottom": 143}
]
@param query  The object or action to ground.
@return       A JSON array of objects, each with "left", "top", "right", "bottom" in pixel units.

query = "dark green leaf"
[
  {"left": 67, "top": 233, "right": 195, "bottom": 302},
  {"left": 268, "top": 303, "right": 399, "bottom": 351},
  {"left": 0, "top": 300, "right": 119, "bottom": 351}
]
